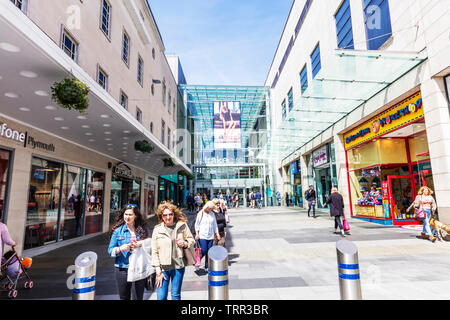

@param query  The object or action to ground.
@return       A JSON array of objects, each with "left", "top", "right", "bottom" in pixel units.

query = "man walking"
[
  {"left": 255, "top": 191, "right": 262, "bottom": 209},
  {"left": 305, "top": 185, "right": 317, "bottom": 218}
]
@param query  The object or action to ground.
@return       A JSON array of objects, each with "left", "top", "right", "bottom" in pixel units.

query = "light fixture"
[
  {"left": 101, "top": 114, "right": 110, "bottom": 118},
  {"left": 20, "top": 71, "right": 38, "bottom": 78},
  {"left": 103, "top": 124, "right": 111, "bottom": 127},
  {"left": 0, "top": 42, "right": 20, "bottom": 53},
  {"left": 19, "top": 107, "right": 30, "bottom": 111},
  {"left": 45, "top": 105, "right": 57, "bottom": 110},
  {"left": 35, "top": 90, "right": 49, "bottom": 97},
  {"left": 85, "top": 133, "right": 93, "bottom": 136},
  {"left": 77, "top": 116, "right": 87, "bottom": 120},
  {"left": 82, "top": 125, "right": 90, "bottom": 129},
  {"left": 61, "top": 127, "right": 69, "bottom": 130},
  {"left": 54, "top": 117, "right": 64, "bottom": 121},
  {"left": 104, "top": 131, "right": 112, "bottom": 135},
  {"left": 5, "top": 93, "right": 19, "bottom": 98}
]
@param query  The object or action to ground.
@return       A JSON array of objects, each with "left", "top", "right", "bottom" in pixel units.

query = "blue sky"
[{"left": 148, "top": 0, "right": 293, "bottom": 86}]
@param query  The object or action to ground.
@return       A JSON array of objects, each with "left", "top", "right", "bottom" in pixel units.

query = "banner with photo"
[{"left": 213, "top": 101, "right": 241, "bottom": 149}]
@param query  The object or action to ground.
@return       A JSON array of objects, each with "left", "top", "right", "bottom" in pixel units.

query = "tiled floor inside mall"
[{"left": 4, "top": 206, "right": 450, "bottom": 300}]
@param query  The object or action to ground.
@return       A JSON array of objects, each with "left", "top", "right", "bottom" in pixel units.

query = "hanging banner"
[{"left": 213, "top": 101, "right": 241, "bottom": 149}]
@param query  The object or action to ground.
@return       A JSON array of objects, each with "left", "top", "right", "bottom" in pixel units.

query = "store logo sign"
[
  {"left": 312, "top": 146, "right": 328, "bottom": 167},
  {"left": 0, "top": 122, "right": 26, "bottom": 143},
  {"left": 27, "top": 135, "right": 55, "bottom": 152},
  {"left": 113, "top": 163, "right": 133, "bottom": 178}
]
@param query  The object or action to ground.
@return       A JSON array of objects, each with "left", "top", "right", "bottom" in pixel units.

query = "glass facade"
[
  {"left": 110, "top": 175, "right": 141, "bottom": 224},
  {"left": 25, "top": 157, "right": 105, "bottom": 249},
  {"left": 0, "top": 149, "right": 11, "bottom": 221},
  {"left": 311, "top": 142, "right": 337, "bottom": 208}
]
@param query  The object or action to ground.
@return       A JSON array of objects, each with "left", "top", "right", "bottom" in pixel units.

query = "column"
[{"left": 334, "top": 134, "right": 352, "bottom": 217}]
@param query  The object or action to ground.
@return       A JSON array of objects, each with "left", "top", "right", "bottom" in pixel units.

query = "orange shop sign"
[{"left": 344, "top": 92, "right": 423, "bottom": 150}]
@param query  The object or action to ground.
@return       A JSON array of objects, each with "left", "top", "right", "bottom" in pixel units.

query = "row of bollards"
[{"left": 72, "top": 240, "right": 360, "bottom": 300}]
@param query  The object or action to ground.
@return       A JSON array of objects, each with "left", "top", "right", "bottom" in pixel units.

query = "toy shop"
[{"left": 344, "top": 91, "right": 434, "bottom": 225}]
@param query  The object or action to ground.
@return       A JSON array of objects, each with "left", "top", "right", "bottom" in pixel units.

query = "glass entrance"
[{"left": 388, "top": 176, "right": 416, "bottom": 224}]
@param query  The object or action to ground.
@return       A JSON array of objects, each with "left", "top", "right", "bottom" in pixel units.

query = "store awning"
[
  {"left": 0, "top": 1, "right": 190, "bottom": 175},
  {"left": 258, "top": 49, "right": 427, "bottom": 161}
]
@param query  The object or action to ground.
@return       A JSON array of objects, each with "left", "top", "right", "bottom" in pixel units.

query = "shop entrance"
[{"left": 388, "top": 175, "right": 415, "bottom": 224}]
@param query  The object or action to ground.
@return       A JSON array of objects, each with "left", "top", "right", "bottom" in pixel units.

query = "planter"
[
  {"left": 163, "top": 158, "right": 175, "bottom": 167},
  {"left": 134, "top": 140, "right": 154, "bottom": 153},
  {"left": 51, "top": 77, "right": 90, "bottom": 113}
]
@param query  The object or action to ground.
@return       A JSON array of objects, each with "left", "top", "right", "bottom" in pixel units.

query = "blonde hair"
[
  {"left": 156, "top": 201, "right": 187, "bottom": 224},
  {"left": 331, "top": 187, "right": 339, "bottom": 194},
  {"left": 203, "top": 201, "right": 216, "bottom": 211},
  {"left": 212, "top": 198, "right": 220, "bottom": 205},
  {"left": 418, "top": 186, "right": 433, "bottom": 195}
]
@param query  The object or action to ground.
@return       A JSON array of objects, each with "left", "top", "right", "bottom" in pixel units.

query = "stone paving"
[{"left": 3, "top": 206, "right": 450, "bottom": 300}]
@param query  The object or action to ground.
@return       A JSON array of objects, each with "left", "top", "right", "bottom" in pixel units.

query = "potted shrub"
[
  {"left": 134, "top": 140, "right": 154, "bottom": 153},
  {"left": 163, "top": 158, "right": 175, "bottom": 167},
  {"left": 51, "top": 77, "right": 90, "bottom": 113}
]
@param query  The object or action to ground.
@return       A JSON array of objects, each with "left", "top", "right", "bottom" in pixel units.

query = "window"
[
  {"left": 168, "top": 93, "right": 172, "bottom": 113},
  {"left": 288, "top": 88, "right": 293, "bottom": 112},
  {"left": 363, "top": 0, "right": 392, "bottom": 50},
  {"left": 168, "top": 128, "right": 171, "bottom": 149},
  {"left": 282, "top": 99, "right": 286, "bottom": 120},
  {"left": 152, "top": 48, "right": 156, "bottom": 60},
  {"left": 62, "top": 30, "right": 78, "bottom": 61},
  {"left": 122, "top": 31, "right": 130, "bottom": 65},
  {"left": 100, "top": 0, "right": 111, "bottom": 38},
  {"left": 335, "top": 0, "right": 354, "bottom": 49},
  {"left": 150, "top": 122, "right": 153, "bottom": 133},
  {"left": 136, "top": 107, "right": 142, "bottom": 123},
  {"left": 10, "top": 0, "right": 27, "bottom": 12},
  {"left": 311, "top": 43, "right": 321, "bottom": 78},
  {"left": 120, "top": 90, "right": 128, "bottom": 109},
  {"left": 300, "top": 65, "right": 308, "bottom": 93},
  {"left": 151, "top": 83, "right": 155, "bottom": 96},
  {"left": 162, "top": 80, "right": 166, "bottom": 105},
  {"left": 161, "top": 120, "right": 166, "bottom": 145},
  {"left": 173, "top": 103, "right": 176, "bottom": 121},
  {"left": 137, "top": 55, "right": 144, "bottom": 85},
  {"left": 97, "top": 66, "right": 108, "bottom": 90}
]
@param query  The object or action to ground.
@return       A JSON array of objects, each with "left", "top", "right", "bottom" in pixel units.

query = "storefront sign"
[
  {"left": 113, "top": 163, "right": 133, "bottom": 179},
  {"left": 27, "top": 135, "right": 55, "bottom": 152},
  {"left": 344, "top": 91, "right": 423, "bottom": 150},
  {"left": 0, "top": 122, "right": 26, "bottom": 143},
  {"left": 312, "top": 146, "right": 328, "bottom": 167},
  {"left": 144, "top": 174, "right": 156, "bottom": 187},
  {"left": 382, "top": 181, "right": 389, "bottom": 200},
  {"left": 1, "top": 122, "right": 56, "bottom": 152}
]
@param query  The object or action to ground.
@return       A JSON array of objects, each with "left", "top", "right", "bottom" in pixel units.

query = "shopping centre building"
[
  {"left": 264, "top": 0, "right": 450, "bottom": 225},
  {"left": 0, "top": 0, "right": 190, "bottom": 256}
]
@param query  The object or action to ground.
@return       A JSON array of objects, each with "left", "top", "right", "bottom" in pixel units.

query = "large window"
[
  {"left": 281, "top": 99, "right": 286, "bottom": 120},
  {"left": 100, "top": 0, "right": 111, "bottom": 38},
  {"left": 97, "top": 66, "right": 108, "bottom": 90},
  {"left": 363, "top": 0, "right": 392, "bottom": 50},
  {"left": 311, "top": 43, "right": 321, "bottom": 78},
  {"left": 10, "top": 0, "right": 27, "bottom": 12},
  {"left": 110, "top": 176, "right": 141, "bottom": 224},
  {"left": 85, "top": 170, "right": 104, "bottom": 235},
  {"left": 335, "top": 0, "right": 354, "bottom": 49},
  {"left": 161, "top": 120, "right": 166, "bottom": 145},
  {"left": 61, "top": 30, "right": 78, "bottom": 61},
  {"left": 0, "top": 149, "right": 11, "bottom": 222},
  {"left": 137, "top": 55, "right": 144, "bottom": 86},
  {"left": 122, "top": 31, "right": 130, "bottom": 66},
  {"left": 287, "top": 88, "right": 293, "bottom": 112},
  {"left": 300, "top": 65, "right": 308, "bottom": 94},
  {"left": 120, "top": 90, "right": 128, "bottom": 110}
]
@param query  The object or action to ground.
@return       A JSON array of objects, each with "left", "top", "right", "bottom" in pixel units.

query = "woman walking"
[
  {"left": 195, "top": 202, "right": 221, "bottom": 271},
  {"left": 108, "top": 204, "right": 149, "bottom": 300},
  {"left": 151, "top": 201, "right": 195, "bottom": 300},
  {"left": 212, "top": 199, "right": 227, "bottom": 247},
  {"left": 409, "top": 186, "right": 437, "bottom": 242},
  {"left": 233, "top": 192, "right": 239, "bottom": 208},
  {"left": 324, "top": 188, "right": 346, "bottom": 237},
  {"left": 1, "top": 211, "right": 16, "bottom": 259}
]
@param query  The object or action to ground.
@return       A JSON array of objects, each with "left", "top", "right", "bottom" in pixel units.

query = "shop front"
[
  {"left": 289, "top": 160, "right": 302, "bottom": 207},
  {"left": 159, "top": 174, "right": 178, "bottom": 204},
  {"left": 0, "top": 148, "right": 12, "bottom": 222},
  {"left": 311, "top": 143, "right": 337, "bottom": 208},
  {"left": 344, "top": 91, "right": 433, "bottom": 225},
  {"left": 143, "top": 174, "right": 157, "bottom": 218}
]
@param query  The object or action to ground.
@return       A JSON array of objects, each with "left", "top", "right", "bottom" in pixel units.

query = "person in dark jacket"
[
  {"left": 324, "top": 188, "right": 345, "bottom": 237},
  {"left": 212, "top": 199, "right": 227, "bottom": 247},
  {"left": 305, "top": 185, "right": 316, "bottom": 218}
]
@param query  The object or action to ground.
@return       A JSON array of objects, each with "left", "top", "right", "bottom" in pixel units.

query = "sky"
[{"left": 148, "top": 0, "right": 293, "bottom": 86}]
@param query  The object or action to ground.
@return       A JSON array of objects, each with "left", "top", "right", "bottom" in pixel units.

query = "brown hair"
[
  {"left": 156, "top": 201, "right": 188, "bottom": 224},
  {"left": 109, "top": 206, "right": 148, "bottom": 240},
  {"left": 418, "top": 186, "right": 433, "bottom": 195}
]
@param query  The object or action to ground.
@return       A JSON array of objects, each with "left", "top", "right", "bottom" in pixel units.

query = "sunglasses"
[
  {"left": 162, "top": 213, "right": 174, "bottom": 217},
  {"left": 125, "top": 204, "right": 137, "bottom": 209}
]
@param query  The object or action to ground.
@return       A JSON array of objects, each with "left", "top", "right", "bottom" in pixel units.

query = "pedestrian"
[
  {"left": 233, "top": 192, "right": 239, "bottom": 208},
  {"left": 212, "top": 199, "right": 227, "bottom": 247},
  {"left": 129, "top": 193, "right": 140, "bottom": 208},
  {"left": 276, "top": 191, "right": 281, "bottom": 206},
  {"left": 202, "top": 193, "right": 208, "bottom": 204},
  {"left": 0, "top": 211, "right": 16, "bottom": 260},
  {"left": 285, "top": 192, "right": 290, "bottom": 207},
  {"left": 255, "top": 191, "right": 262, "bottom": 209},
  {"left": 407, "top": 186, "right": 437, "bottom": 242},
  {"left": 151, "top": 201, "right": 195, "bottom": 300},
  {"left": 324, "top": 188, "right": 346, "bottom": 237},
  {"left": 194, "top": 201, "right": 221, "bottom": 271},
  {"left": 107, "top": 204, "right": 149, "bottom": 300},
  {"left": 226, "top": 191, "right": 232, "bottom": 208},
  {"left": 305, "top": 185, "right": 317, "bottom": 218},
  {"left": 186, "top": 193, "right": 195, "bottom": 212}
]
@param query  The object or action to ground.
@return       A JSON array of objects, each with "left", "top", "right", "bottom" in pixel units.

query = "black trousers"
[
  {"left": 308, "top": 202, "right": 315, "bottom": 217},
  {"left": 115, "top": 267, "right": 146, "bottom": 300},
  {"left": 334, "top": 216, "right": 343, "bottom": 231}
]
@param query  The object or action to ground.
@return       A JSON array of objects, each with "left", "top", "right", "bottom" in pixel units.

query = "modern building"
[
  {"left": 179, "top": 85, "right": 271, "bottom": 206},
  {"left": 264, "top": 0, "right": 450, "bottom": 225},
  {"left": 0, "top": 0, "right": 190, "bottom": 256}
]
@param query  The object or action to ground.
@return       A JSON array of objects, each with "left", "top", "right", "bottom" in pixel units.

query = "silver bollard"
[
  {"left": 73, "top": 251, "right": 97, "bottom": 300},
  {"left": 208, "top": 246, "right": 229, "bottom": 300},
  {"left": 336, "top": 239, "right": 362, "bottom": 300}
]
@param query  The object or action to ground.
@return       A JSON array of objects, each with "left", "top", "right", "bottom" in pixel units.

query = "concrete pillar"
[
  {"left": 102, "top": 169, "right": 112, "bottom": 233},
  {"left": 300, "top": 155, "right": 309, "bottom": 209},
  {"left": 334, "top": 134, "right": 352, "bottom": 217}
]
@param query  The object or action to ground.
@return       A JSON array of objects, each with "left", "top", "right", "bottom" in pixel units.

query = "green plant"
[
  {"left": 134, "top": 140, "right": 154, "bottom": 153},
  {"left": 163, "top": 158, "right": 175, "bottom": 167},
  {"left": 178, "top": 170, "right": 194, "bottom": 179},
  {"left": 51, "top": 77, "right": 90, "bottom": 113}
]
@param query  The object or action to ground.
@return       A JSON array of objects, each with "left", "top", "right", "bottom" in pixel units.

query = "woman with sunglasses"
[
  {"left": 108, "top": 204, "right": 149, "bottom": 300},
  {"left": 151, "top": 201, "right": 195, "bottom": 300}
]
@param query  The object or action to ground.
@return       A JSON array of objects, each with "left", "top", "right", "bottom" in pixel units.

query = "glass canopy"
[{"left": 258, "top": 49, "right": 427, "bottom": 161}]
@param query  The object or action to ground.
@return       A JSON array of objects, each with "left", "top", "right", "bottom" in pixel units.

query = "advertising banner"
[{"left": 213, "top": 101, "right": 241, "bottom": 149}]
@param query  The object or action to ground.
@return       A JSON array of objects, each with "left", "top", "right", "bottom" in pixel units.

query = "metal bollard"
[
  {"left": 208, "top": 246, "right": 229, "bottom": 300},
  {"left": 72, "top": 251, "right": 97, "bottom": 300},
  {"left": 336, "top": 239, "right": 362, "bottom": 300}
]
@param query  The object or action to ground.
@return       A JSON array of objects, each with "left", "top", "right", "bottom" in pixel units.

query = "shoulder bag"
[{"left": 414, "top": 196, "right": 426, "bottom": 221}]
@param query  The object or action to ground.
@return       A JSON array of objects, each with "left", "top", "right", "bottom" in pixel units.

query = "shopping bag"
[
  {"left": 194, "top": 242, "right": 201, "bottom": 267},
  {"left": 184, "top": 246, "right": 196, "bottom": 266},
  {"left": 225, "top": 211, "right": 230, "bottom": 224},
  {"left": 343, "top": 219, "right": 350, "bottom": 232},
  {"left": 127, "top": 246, "right": 155, "bottom": 282}
]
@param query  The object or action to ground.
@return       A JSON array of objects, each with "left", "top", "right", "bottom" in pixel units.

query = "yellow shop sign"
[{"left": 344, "top": 91, "right": 423, "bottom": 150}]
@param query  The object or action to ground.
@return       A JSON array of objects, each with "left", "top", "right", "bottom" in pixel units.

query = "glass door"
[{"left": 388, "top": 175, "right": 418, "bottom": 225}]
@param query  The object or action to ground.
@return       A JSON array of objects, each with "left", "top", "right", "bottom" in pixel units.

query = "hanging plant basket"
[
  {"left": 134, "top": 140, "right": 154, "bottom": 153},
  {"left": 163, "top": 158, "right": 175, "bottom": 167},
  {"left": 51, "top": 77, "right": 90, "bottom": 113},
  {"left": 178, "top": 170, "right": 194, "bottom": 180}
]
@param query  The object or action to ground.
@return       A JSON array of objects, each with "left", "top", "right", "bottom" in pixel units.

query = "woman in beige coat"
[{"left": 151, "top": 201, "right": 195, "bottom": 300}]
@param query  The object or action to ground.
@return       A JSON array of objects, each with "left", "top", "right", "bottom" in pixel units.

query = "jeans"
[
  {"left": 308, "top": 201, "right": 316, "bottom": 217},
  {"left": 199, "top": 239, "right": 214, "bottom": 269},
  {"left": 256, "top": 199, "right": 261, "bottom": 208},
  {"left": 334, "top": 216, "right": 343, "bottom": 231},
  {"left": 423, "top": 209, "right": 432, "bottom": 236},
  {"left": 156, "top": 268, "right": 185, "bottom": 300},
  {"left": 114, "top": 267, "right": 146, "bottom": 300}
]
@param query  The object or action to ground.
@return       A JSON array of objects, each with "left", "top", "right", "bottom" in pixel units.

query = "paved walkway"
[{"left": 3, "top": 206, "right": 450, "bottom": 300}]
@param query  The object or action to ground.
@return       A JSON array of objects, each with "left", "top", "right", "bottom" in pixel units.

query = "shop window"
[
  {"left": 110, "top": 175, "right": 141, "bottom": 224},
  {"left": 85, "top": 170, "right": 104, "bottom": 235},
  {"left": 25, "top": 158, "right": 63, "bottom": 250},
  {"left": 0, "top": 149, "right": 11, "bottom": 223}
]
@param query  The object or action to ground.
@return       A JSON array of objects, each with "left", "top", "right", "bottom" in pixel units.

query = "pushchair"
[{"left": 1, "top": 249, "right": 33, "bottom": 299}]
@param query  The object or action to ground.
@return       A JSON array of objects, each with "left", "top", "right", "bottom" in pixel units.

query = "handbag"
[
  {"left": 127, "top": 245, "right": 155, "bottom": 282},
  {"left": 342, "top": 212, "right": 350, "bottom": 232},
  {"left": 194, "top": 241, "right": 201, "bottom": 267},
  {"left": 414, "top": 208, "right": 426, "bottom": 221},
  {"left": 183, "top": 245, "right": 196, "bottom": 266}
]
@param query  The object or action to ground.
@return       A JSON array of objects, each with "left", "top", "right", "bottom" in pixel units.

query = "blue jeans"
[
  {"left": 156, "top": 268, "right": 185, "bottom": 300},
  {"left": 199, "top": 239, "right": 214, "bottom": 269},
  {"left": 423, "top": 209, "right": 432, "bottom": 236}
]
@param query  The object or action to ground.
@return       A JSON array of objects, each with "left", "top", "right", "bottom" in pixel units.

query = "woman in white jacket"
[{"left": 195, "top": 201, "right": 221, "bottom": 271}]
